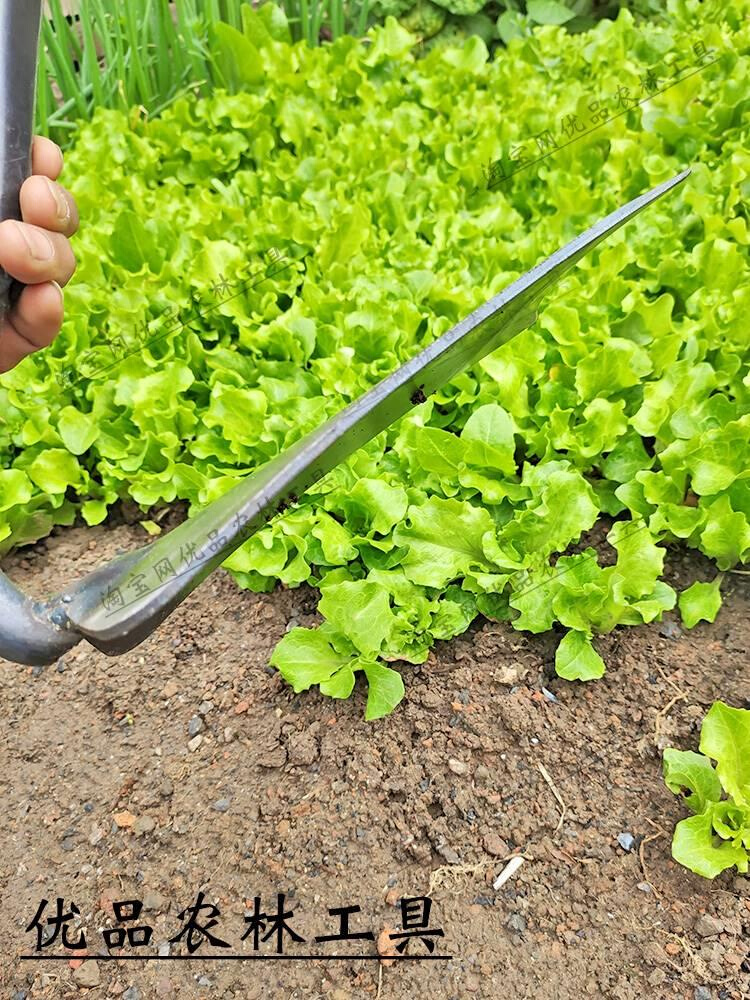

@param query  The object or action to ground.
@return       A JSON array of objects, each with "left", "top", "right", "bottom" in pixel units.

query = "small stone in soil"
[
  {"left": 659, "top": 621, "right": 683, "bottom": 639},
  {"left": 187, "top": 735, "right": 203, "bottom": 752},
  {"left": 213, "top": 798, "right": 231, "bottom": 812},
  {"left": 507, "top": 913, "right": 526, "bottom": 933},
  {"left": 198, "top": 701, "right": 213, "bottom": 716},
  {"left": 122, "top": 989, "right": 141, "bottom": 1000},
  {"left": 437, "top": 844, "right": 460, "bottom": 864},
  {"left": 448, "top": 758, "right": 468, "bottom": 775},
  {"left": 483, "top": 832, "right": 509, "bottom": 857},
  {"left": 73, "top": 961, "right": 101, "bottom": 987},
  {"left": 694, "top": 988, "right": 712, "bottom": 1000},
  {"left": 636, "top": 881, "right": 652, "bottom": 892},
  {"left": 143, "top": 891, "right": 163, "bottom": 911},
  {"left": 617, "top": 832, "right": 635, "bottom": 852},
  {"left": 133, "top": 815, "right": 156, "bottom": 836},
  {"left": 188, "top": 715, "right": 204, "bottom": 737},
  {"left": 694, "top": 914, "right": 723, "bottom": 937}
]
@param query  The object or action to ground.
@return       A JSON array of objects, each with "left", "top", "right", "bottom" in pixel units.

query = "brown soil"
[{"left": 1, "top": 520, "right": 749, "bottom": 1000}]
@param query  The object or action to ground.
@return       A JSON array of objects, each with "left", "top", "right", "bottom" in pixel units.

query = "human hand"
[{"left": 0, "top": 136, "right": 78, "bottom": 374}]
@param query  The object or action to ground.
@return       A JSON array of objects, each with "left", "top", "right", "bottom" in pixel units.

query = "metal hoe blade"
[{"left": 0, "top": 169, "right": 690, "bottom": 666}]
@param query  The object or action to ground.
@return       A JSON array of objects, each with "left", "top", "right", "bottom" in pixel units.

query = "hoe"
[{"left": 0, "top": 0, "right": 690, "bottom": 667}]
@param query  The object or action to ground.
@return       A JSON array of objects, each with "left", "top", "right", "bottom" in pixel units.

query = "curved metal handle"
[
  {"left": 0, "top": 0, "right": 43, "bottom": 320},
  {"left": 0, "top": 1, "right": 65, "bottom": 668}
]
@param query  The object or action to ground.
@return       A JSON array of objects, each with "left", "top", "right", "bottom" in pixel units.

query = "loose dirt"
[{"left": 1, "top": 519, "right": 748, "bottom": 999}]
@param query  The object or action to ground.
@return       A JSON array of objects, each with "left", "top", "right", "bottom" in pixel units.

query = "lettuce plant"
[
  {"left": 2, "top": 1, "right": 749, "bottom": 717},
  {"left": 664, "top": 702, "right": 750, "bottom": 879}
]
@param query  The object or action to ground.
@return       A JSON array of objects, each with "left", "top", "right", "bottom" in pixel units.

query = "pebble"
[
  {"left": 695, "top": 914, "right": 723, "bottom": 938},
  {"left": 73, "top": 961, "right": 101, "bottom": 987},
  {"left": 188, "top": 735, "right": 203, "bottom": 752},
  {"left": 198, "top": 977, "right": 212, "bottom": 987},
  {"left": 483, "top": 832, "right": 509, "bottom": 858},
  {"left": 636, "top": 881, "right": 652, "bottom": 893},
  {"left": 198, "top": 701, "right": 213, "bottom": 716},
  {"left": 123, "top": 989, "right": 141, "bottom": 1000},
  {"left": 541, "top": 687, "right": 558, "bottom": 703},
  {"left": 507, "top": 913, "right": 526, "bottom": 933},
  {"left": 133, "top": 815, "right": 156, "bottom": 836},
  {"left": 617, "top": 832, "right": 635, "bottom": 852},
  {"left": 143, "top": 891, "right": 164, "bottom": 911},
  {"left": 448, "top": 758, "right": 468, "bottom": 775},
  {"left": 157, "top": 941, "right": 171, "bottom": 956},
  {"left": 156, "top": 978, "right": 172, "bottom": 996},
  {"left": 213, "top": 798, "right": 231, "bottom": 813},
  {"left": 659, "top": 620, "right": 682, "bottom": 639},
  {"left": 13, "top": 991, "right": 27, "bottom": 1000},
  {"left": 188, "top": 715, "right": 204, "bottom": 738},
  {"left": 694, "top": 988, "right": 712, "bottom": 1000},
  {"left": 437, "top": 844, "right": 460, "bottom": 864}
]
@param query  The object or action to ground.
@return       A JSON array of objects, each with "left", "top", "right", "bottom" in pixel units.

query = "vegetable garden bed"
[{"left": 1, "top": 0, "right": 748, "bottom": 994}]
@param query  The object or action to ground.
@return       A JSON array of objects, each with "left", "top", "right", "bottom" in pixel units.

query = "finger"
[
  {"left": 31, "top": 136, "right": 64, "bottom": 181},
  {"left": 0, "top": 282, "right": 64, "bottom": 373},
  {"left": 0, "top": 220, "right": 76, "bottom": 287},
  {"left": 20, "top": 175, "right": 79, "bottom": 237}
]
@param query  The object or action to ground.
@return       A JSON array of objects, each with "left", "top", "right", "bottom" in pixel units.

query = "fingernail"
[
  {"left": 45, "top": 177, "right": 71, "bottom": 225},
  {"left": 14, "top": 221, "right": 55, "bottom": 261},
  {"left": 50, "top": 280, "right": 64, "bottom": 303}
]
